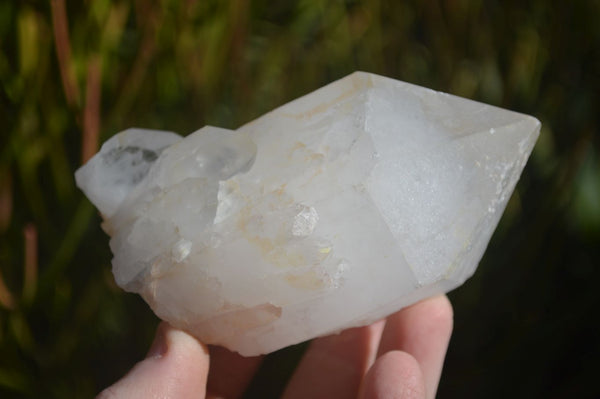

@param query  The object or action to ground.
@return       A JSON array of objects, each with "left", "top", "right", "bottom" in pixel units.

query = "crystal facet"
[{"left": 75, "top": 72, "right": 540, "bottom": 355}]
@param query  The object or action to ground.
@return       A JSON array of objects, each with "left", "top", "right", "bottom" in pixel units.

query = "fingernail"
[{"left": 147, "top": 323, "right": 168, "bottom": 359}]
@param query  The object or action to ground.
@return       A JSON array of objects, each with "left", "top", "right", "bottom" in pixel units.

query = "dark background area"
[{"left": 0, "top": 0, "right": 599, "bottom": 397}]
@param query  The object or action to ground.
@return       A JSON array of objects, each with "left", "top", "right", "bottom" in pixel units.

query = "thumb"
[{"left": 97, "top": 322, "right": 210, "bottom": 399}]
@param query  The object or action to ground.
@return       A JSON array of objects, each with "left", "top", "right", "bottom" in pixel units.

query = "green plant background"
[{"left": 1, "top": 0, "right": 599, "bottom": 397}]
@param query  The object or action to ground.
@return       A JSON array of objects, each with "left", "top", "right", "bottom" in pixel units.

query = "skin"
[{"left": 97, "top": 295, "right": 453, "bottom": 399}]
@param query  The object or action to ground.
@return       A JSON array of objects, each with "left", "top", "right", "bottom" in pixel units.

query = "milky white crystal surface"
[{"left": 75, "top": 72, "right": 540, "bottom": 355}]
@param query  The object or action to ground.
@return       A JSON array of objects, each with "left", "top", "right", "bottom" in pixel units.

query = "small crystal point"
[{"left": 76, "top": 72, "right": 540, "bottom": 355}]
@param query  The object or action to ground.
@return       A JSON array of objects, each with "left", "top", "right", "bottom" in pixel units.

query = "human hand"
[{"left": 98, "top": 295, "right": 453, "bottom": 399}]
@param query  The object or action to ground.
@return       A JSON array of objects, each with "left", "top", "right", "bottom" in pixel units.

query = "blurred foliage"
[{"left": 0, "top": 0, "right": 599, "bottom": 397}]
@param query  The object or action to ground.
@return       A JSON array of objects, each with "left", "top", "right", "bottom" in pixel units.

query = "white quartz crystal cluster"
[{"left": 75, "top": 72, "right": 540, "bottom": 355}]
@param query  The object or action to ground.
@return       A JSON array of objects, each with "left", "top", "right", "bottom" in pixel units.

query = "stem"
[{"left": 50, "top": 0, "right": 80, "bottom": 109}]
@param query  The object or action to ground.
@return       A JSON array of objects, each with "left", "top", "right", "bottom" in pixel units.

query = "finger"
[
  {"left": 282, "top": 320, "right": 385, "bottom": 399},
  {"left": 377, "top": 295, "right": 453, "bottom": 399},
  {"left": 206, "top": 345, "right": 263, "bottom": 399},
  {"left": 359, "top": 351, "right": 426, "bottom": 399},
  {"left": 97, "top": 322, "right": 210, "bottom": 399}
]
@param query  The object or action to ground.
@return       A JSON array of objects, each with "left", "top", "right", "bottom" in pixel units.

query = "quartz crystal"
[{"left": 75, "top": 72, "right": 540, "bottom": 355}]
